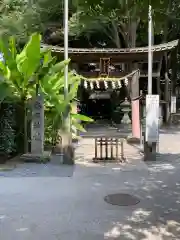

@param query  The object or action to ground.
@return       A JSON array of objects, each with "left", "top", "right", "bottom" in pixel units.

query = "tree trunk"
[
  {"left": 162, "top": 0, "right": 173, "bottom": 123},
  {"left": 128, "top": 21, "right": 138, "bottom": 48},
  {"left": 121, "top": 17, "right": 139, "bottom": 48},
  {"left": 111, "top": 21, "right": 121, "bottom": 48},
  {"left": 120, "top": 19, "right": 139, "bottom": 71}
]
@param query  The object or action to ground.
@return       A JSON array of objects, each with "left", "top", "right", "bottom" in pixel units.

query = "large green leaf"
[
  {"left": 16, "top": 33, "right": 41, "bottom": 86},
  {"left": 9, "top": 36, "right": 17, "bottom": 60},
  {"left": 72, "top": 120, "right": 86, "bottom": 133},
  {"left": 42, "top": 49, "right": 52, "bottom": 67},
  {"left": 71, "top": 113, "right": 94, "bottom": 122},
  {"left": 51, "top": 59, "right": 71, "bottom": 73},
  {"left": 67, "top": 72, "right": 81, "bottom": 85},
  {"left": 66, "top": 80, "right": 80, "bottom": 102},
  {"left": 0, "top": 62, "right": 10, "bottom": 79}
]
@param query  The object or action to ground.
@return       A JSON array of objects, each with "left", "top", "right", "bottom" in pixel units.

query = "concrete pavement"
[{"left": 0, "top": 129, "right": 180, "bottom": 239}]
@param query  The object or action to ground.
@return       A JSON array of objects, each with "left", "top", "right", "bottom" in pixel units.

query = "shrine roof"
[
  {"left": 42, "top": 40, "right": 178, "bottom": 54},
  {"left": 41, "top": 40, "right": 178, "bottom": 62}
]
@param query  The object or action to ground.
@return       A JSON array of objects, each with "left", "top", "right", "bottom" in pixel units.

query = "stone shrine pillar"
[
  {"left": 31, "top": 95, "right": 44, "bottom": 154},
  {"left": 21, "top": 94, "right": 51, "bottom": 162}
]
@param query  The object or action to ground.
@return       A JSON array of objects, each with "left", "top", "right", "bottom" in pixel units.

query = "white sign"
[
  {"left": 145, "top": 94, "right": 159, "bottom": 142},
  {"left": 171, "top": 96, "right": 176, "bottom": 113}
]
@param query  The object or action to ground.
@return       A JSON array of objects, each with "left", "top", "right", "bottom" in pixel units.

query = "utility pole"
[
  {"left": 145, "top": 4, "right": 159, "bottom": 161},
  {"left": 148, "top": 4, "right": 152, "bottom": 94},
  {"left": 62, "top": 0, "right": 74, "bottom": 165},
  {"left": 64, "top": 0, "right": 70, "bottom": 132}
]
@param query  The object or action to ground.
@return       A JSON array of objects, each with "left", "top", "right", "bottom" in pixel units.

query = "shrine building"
[{"left": 42, "top": 40, "right": 179, "bottom": 139}]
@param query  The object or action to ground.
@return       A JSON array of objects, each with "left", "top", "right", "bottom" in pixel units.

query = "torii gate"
[{"left": 42, "top": 39, "right": 179, "bottom": 141}]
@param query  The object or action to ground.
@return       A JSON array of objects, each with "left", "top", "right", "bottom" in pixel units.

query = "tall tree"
[
  {"left": 1, "top": 0, "right": 180, "bottom": 48},
  {"left": 69, "top": 0, "right": 180, "bottom": 48}
]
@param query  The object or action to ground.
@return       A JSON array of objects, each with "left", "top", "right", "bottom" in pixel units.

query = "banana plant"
[
  {"left": 0, "top": 33, "right": 93, "bottom": 153},
  {"left": 0, "top": 33, "right": 42, "bottom": 152},
  {"left": 39, "top": 50, "right": 93, "bottom": 144}
]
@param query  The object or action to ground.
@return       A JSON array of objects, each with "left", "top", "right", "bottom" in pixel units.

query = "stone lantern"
[{"left": 120, "top": 98, "right": 131, "bottom": 124}]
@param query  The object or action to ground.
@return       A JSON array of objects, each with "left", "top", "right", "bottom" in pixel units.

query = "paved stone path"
[
  {"left": 75, "top": 138, "right": 141, "bottom": 163},
  {"left": 77, "top": 125, "right": 141, "bottom": 162},
  {"left": 0, "top": 127, "right": 180, "bottom": 239}
]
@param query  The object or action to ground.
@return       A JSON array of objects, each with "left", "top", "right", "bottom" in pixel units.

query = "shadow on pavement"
[
  {"left": 160, "top": 126, "right": 180, "bottom": 135},
  {"left": 0, "top": 161, "right": 75, "bottom": 178},
  {"left": 1, "top": 147, "right": 180, "bottom": 239},
  {"left": 104, "top": 152, "right": 180, "bottom": 239}
]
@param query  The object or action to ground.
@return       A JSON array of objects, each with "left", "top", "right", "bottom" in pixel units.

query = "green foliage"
[
  {"left": 0, "top": 0, "right": 64, "bottom": 42},
  {"left": 0, "top": 0, "right": 179, "bottom": 49},
  {"left": 0, "top": 104, "right": 16, "bottom": 154},
  {"left": 0, "top": 33, "right": 42, "bottom": 103},
  {"left": 40, "top": 62, "right": 93, "bottom": 142},
  {"left": 0, "top": 0, "right": 38, "bottom": 41},
  {"left": 39, "top": 36, "right": 93, "bottom": 142},
  {"left": 69, "top": 0, "right": 180, "bottom": 47},
  {"left": 0, "top": 32, "right": 93, "bottom": 152}
]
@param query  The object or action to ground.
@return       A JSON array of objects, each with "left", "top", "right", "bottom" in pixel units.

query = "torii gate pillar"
[{"left": 128, "top": 70, "right": 141, "bottom": 143}]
